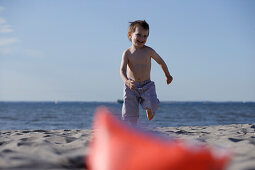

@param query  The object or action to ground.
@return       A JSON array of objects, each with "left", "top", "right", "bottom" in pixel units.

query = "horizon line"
[{"left": 0, "top": 100, "right": 254, "bottom": 103}]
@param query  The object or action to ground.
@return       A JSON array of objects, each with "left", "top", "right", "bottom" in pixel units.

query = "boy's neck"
[{"left": 131, "top": 44, "right": 145, "bottom": 50}]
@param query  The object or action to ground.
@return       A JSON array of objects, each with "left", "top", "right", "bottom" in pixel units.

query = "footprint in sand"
[
  {"left": 32, "top": 130, "right": 48, "bottom": 133},
  {"left": 175, "top": 130, "right": 194, "bottom": 135},
  {"left": 65, "top": 137, "right": 78, "bottom": 143},
  {"left": 17, "top": 137, "right": 37, "bottom": 147},
  {"left": 17, "top": 141, "right": 34, "bottom": 147},
  {"left": 0, "top": 141, "right": 6, "bottom": 146},
  {"left": 2, "top": 149, "right": 14, "bottom": 153},
  {"left": 228, "top": 137, "right": 243, "bottom": 143},
  {"left": 67, "top": 155, "right": 86, "bottom": 169}
]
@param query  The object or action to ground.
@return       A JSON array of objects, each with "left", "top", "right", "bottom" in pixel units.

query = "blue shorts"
[{"left": 122, "top": 80, "right": 160, "bottom": 122}]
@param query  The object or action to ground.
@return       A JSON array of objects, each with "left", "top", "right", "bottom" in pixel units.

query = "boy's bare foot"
[{"left": 146, "top": 109, "right": 154, "bottom": 120}]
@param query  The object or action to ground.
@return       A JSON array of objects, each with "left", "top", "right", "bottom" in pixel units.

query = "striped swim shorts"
[{"left": 122, "top": 80, "right": 160, "bottom": 122}]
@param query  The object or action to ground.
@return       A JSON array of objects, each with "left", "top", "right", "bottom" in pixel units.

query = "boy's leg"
[
  {"left": 141, "top": 81, "right": 160, "bottom": 120},
  {"left": 122, "top": 85, "right": 139, "bottom": 124},
  {"left": 146, "top": 109, "right": 154, "bottom": 120}
]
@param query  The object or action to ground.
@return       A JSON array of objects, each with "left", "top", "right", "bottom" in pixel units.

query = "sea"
[{"left": 0, "top": 101, "right": 254, "bottom": 130}]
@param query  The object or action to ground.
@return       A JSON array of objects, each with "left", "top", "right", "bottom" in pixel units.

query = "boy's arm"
[
  {"left": 150, "top": 49, "right": 173, "bottom": 85},
  {"left": 120, "top": 50, "right": 135, "bottom": 90}
]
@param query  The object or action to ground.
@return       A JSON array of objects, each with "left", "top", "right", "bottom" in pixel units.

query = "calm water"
[{"left": 0, "top": 102, "right": 254, "bottom": 130}]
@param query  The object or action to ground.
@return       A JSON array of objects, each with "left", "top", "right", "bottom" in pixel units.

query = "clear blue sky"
[{"left": 0, "top": 0, "right": 254, "bottom": 102}]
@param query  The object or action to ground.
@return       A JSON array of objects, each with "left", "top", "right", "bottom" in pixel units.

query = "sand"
[
  {"left": 155, "top": 124, "right": 255, "bottom": 170},
  {"left": 0, "top": 124, "right": 254, "bottom": 170}
]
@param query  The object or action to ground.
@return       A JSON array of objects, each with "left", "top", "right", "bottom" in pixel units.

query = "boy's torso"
[{"left": 126, "top": 46, "right": 152, "bottom": 82}]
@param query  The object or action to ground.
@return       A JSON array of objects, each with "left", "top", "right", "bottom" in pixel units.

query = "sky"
[{"left": 0, "top": 0, "right": 254, "bottom": 102}]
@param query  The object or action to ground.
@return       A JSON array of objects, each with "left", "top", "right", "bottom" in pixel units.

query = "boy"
[{"left": 120, "top": 20, "right": 173, "bottom": 124}]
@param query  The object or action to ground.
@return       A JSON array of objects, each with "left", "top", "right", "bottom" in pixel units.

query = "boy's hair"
[{"left": 128, "top": 20, "right": 149, "bottom": 41}]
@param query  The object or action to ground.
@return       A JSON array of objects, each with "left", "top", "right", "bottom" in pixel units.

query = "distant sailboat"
[{"left": 117, "top": 99, "right": 123, "bottom": 104}]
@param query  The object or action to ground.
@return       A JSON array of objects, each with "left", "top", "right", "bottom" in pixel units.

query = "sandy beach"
[{"left": 0, "top": 124, "right": 254, "bottom": 170}]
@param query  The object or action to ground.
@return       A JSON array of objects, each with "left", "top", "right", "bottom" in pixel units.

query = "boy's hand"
[
  {"left": 166, "top": 75, "right": 173, "bottom": 85},
  {"left": 125, "top": 80, "right": 136, "bottom": 90}
]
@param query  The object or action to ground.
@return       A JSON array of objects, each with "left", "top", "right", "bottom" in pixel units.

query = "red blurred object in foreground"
[{"left": 86, "top": 107, "right": 231, "bottom": 170}]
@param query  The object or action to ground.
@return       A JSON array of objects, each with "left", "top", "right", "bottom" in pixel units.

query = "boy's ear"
[{"left": 128, "top": 32, "right": 132, "bottom": 40}]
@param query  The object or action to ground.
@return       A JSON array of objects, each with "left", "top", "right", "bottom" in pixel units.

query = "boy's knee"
[
  {"left": 142, "top": 99, "right": 159, "bottom": 112},
  {"left": 122, "top": 101, "right": 139, "bottom": 121}
]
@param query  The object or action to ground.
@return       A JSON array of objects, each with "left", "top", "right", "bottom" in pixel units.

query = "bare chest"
[{"left": 128, "top": 52, "right": 151, "bottom": 65}]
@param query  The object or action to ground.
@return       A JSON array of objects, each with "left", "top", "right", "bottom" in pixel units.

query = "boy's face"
[{"left": 129, "top": 26, "right": 149, "bottom": 48}]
